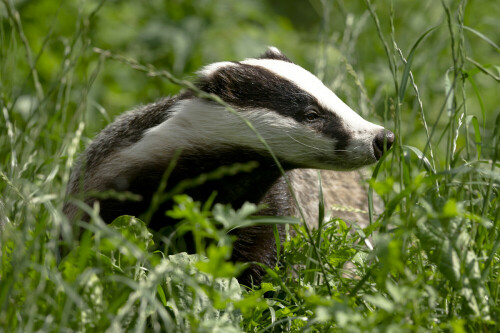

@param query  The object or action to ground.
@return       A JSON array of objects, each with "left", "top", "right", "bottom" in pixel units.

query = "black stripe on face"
[
  {"left": 197, "top": 62, "right": 351, "bottom": 155},
  {"left": 198, "top": 63, "right": 313, "bottom": 119}
]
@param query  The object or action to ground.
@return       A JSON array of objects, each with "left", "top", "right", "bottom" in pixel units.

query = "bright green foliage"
[{"left": 1, "top": 0, "right": 499, "bottom": 332}]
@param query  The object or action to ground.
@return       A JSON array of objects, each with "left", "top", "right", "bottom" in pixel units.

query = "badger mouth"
[
  {"left": 372, "top": 130, "right": 395, "bottom": 161},
  {"left": 373, "top": 140, "right": 384, "bottom": 160}
]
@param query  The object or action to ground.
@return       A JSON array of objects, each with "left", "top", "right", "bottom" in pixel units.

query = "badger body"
[{"left": 64, "top": 48, "right": 393, "bottom": 285}]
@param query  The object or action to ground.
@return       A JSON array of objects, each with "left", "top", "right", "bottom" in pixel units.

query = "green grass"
[{"left": 1, "top": 0, "right": 499, "bottom": 331}]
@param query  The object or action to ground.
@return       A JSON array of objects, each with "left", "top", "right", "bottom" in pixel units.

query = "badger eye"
[{"left": 304, "top": 107, "right": 320, "bottom": 122}]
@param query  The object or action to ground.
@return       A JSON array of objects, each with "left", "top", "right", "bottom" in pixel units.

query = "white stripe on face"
[
  {"left": 197, "top": 61, "right": 236, "bottom": 78},
  {"left": 240, "top": 58, "right": 386, "bottom": 165},
  {"left": 240, "top": 58, "right": 383, "bottom": 134}
]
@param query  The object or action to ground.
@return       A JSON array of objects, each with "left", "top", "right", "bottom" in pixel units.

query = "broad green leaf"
[
  {"left": 403, "top": 145, "right": 436, "bottom": 174},
  {"left": 109, "top": 215, "right": 154, "bottom": 250}
]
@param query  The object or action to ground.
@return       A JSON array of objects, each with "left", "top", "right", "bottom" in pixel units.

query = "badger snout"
[{"left": 372, "top": 130, "right": 395, "bottom": 160}]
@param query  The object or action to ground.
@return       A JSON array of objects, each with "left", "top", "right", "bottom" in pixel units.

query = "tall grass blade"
[
  {"left": 463, "top": 26, "right": 500, "bottom": 53},
  {"left": 466, "top": 115, "right": 482, "bottom": 159},
  {"left": 467, "top": 76, "right": 487, "bottom": 128},
  {"left": 466, "top": 57, "right": 500, "bottom": 83},
  {"left": 398, "top": 25, "right": 439, "bottom": 103}
]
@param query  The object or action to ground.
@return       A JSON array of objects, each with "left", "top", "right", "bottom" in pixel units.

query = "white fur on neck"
[{"left": 120, "top": 98, "right": 340, "bottom": 169}]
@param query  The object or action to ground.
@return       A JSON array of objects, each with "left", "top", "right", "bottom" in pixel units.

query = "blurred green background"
[
  {"left": 1, "top": 1, "right": 500, "bottom": 330},
  {"left": 2, "top": 0, "right": 499, "bottom": 161}
]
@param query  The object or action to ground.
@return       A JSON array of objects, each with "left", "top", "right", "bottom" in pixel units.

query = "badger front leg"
[{"left": 230, "top": 224, "right": 286, "bottom": 286}]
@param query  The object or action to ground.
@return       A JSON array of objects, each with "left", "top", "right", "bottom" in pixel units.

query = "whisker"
[{"left": 285, "top": 133, "right": 333, "bottom": 152}]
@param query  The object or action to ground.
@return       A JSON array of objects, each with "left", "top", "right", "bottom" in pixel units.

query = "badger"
[{"left": 64, "top": 47, "right": 394, "bottom": 285}]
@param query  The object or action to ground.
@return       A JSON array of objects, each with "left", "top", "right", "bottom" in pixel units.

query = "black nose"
[{"left": 373, "top": 130, "right": 394, "bottom": 160}]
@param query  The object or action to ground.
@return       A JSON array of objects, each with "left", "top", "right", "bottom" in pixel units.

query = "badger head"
[{"left": 138, "top": 47, "right": 393, "bottom": 171}]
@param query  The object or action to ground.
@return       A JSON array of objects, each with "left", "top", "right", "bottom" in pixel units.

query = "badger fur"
[{"left": 64, "top": 47, "right": 394, "bottom": 285}]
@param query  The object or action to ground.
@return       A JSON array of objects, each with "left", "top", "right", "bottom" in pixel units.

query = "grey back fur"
[{"left": 290, "top": 169, "right": 383, "bottom": 230}]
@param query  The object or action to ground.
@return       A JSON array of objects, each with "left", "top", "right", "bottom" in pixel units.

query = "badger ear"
[{"left": 258, "top": 46, "right": 293, "bottom": 63}]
